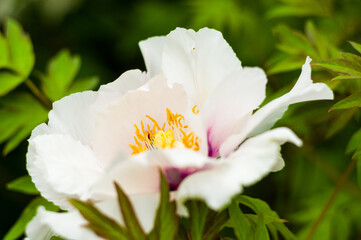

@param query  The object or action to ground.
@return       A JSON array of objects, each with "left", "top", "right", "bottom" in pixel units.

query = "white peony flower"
[{"left": 26, "top": 28, "right": 333, "bottom": 239}]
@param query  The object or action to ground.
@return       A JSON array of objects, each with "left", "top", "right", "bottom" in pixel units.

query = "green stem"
[
  {"left": 25, "top": 79, "right": 52, "bottom": 110},
  {"left": 305, "top": 157, "right": 357, "bottom": 240}
]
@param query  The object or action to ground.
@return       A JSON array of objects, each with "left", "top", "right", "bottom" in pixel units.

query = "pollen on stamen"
[
  {"left": 192, "top": 105, "right": 199, "bottom": 114},
  {"left": 129, "top": 108, "right": 200, "bottom": 155}
]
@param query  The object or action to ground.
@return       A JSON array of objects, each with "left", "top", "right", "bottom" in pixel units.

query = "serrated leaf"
[
  {"left": 4, "top": 197, "right": 59, "bottom": 240},
  {"left": 6, "top": 19, "right": 35, "bottom": 77},
  {"left": 350, "top": 41, "right": 361, "bottom": 55},
  {"left": 315, "top": 59, "right": 361, "bottom": 76},
  {"left": 67, "top": 76, "right": 99, "bottom": 95},
  {"left": 0, "top": 72, "right": 25, "bottom": 96},
  {"left": 267, "top": 56, "right": 305, "bottom": 75},
  {"left": 228, "top": 201, "right": 252, "bottom": 240},
  {"left": 305, "top": 21, "right": 339, "bottom": 59},
  {"left": 236, "top": 196, "right": 296, "bottom": 240},
  {"left": 69, "top": 199, "right": 130, "bottom": 240},
  {"left": 41, "top": 49, "right": 81, "bottom": 101},
  {"left": 331, "top": 75, "right": 360, "bottom": 81},
  {"left": 0, "top": 92, "right": 48, "bottom": 154},
  {"left": 148, "top": 172, "right": 178, "bottom": 240},
  {"left": 114, "top": 183, "right": 147, "bottom": 240},
  {"left": 341, "top": 52, "right": 361, "bottom": 70},
  {"left": 273, "top": 25, "right": 317, "bottom": 57},
  {"left": 346, "top": 127, "right": 361, "bottom": 154},
  {"left": 255, "top": 213, "right": 269, "bottom": 240},
  {"left": 7, "top": 175, "right": 38, "bottom": 195},
  {"left": 330, "top": 92, "right": 361, "bottom": 111}
]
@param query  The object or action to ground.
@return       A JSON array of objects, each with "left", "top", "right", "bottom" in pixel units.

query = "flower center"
[{"left": 129, "top": 107, "right": 200, "bottom": 155}]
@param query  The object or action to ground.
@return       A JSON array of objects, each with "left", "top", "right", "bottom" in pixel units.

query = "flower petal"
[
  {"left": 47, "top": 91, "right": 98, "bottom": 146},
  {"left": 95, "top": 194, "right": 160, "bottom": 234},
  {"left": 204, "top": 67, "right": 267, "bottom": 157},
  {"left": 92, "top": 75, "right": 189, "bottom": 165},
  {"left": 27, "top": 134, "right": 103, "bottom": 209},
  {"left": 176, "top": 127, "right": 301, "bottom": 212},
  {"left": 31, "top": 70, "right": 148, "bottom": 148},
  {"left": 95, "top": 69, "right": 149, "bottom": 109},
  {"left": 219, "top": 57, "right": 333, "bottom": 156},
  {"left": 162, "top": 27, "right": 242, "bottom": 104},
  {"left": 26, "top": 207, "right": 100, "bottom": 240},
  {"left": 139, "top": 37, "right": 165, "bottom": 77},
  {"left": 88, "top": 154, "right": 160, "bottom": 200}
]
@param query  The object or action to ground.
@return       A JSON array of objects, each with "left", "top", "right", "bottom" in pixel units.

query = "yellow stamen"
[
  {"left": 129, "top": 108, "right": 200, "bottom": 155},
  {"left": 192, "top": 105, "right": 199, "bottom": 114}
]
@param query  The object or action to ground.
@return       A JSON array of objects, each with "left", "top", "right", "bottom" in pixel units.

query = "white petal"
[
  {"left": 162, "top": 28, "right": 242, "bottom": 104},
  {"left": 88, "top": 153, "right": 160, "bottom": 200},
  {"left": 139, "top": 37, "right": 165, "bottom": 77},
  {"left": 27, "top": 134, "right": 103, "bottom": 209},
  {"left": 92, "top": 75, "right": 189, "bottom": 165},
  {"left": 219, "top": 57, "right": 333, "bottom": 156},
  {"left": 47, "top": 91, "right": 98, "bottom": 146},
  {"left": 203, "top": 67, "right": 267, "bottom": 157},
  {"left": 32, "top": 70, "right": 148, "bottom": 147},
  {"left": 176, "top": 128, "right": 301, "bottom": 212},
  {"left": 95, "top": 194, "right": 160, "bottom": 234},
  {"left": 95, "top": 69, "right": 149, "bottom": 109},
  {"left": 89, "top": 149, "right": 211, "bottom": 202},
  {"left": 26, "top": 207, "right": 100, "bottom": 240}
]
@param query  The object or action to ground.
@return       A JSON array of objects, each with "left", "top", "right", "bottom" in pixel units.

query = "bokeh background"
[{"left": 1, "top": 0, "right": 361, "bottom": 239}]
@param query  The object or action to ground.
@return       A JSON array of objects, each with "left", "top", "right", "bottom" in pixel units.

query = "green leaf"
[
  {"left": 0, "top": 72, "right": 25, "bottom": 96},
  {"left": 0, "top": 32, "right": 10, "bottom": 68},
  {"left": 267, "top": 0, "right": 332, "bottom": 19},
  {"left": 40, "top": 49, "right": 81, "bottom": 101},
  {"left": 186, "top": 200, "right": 208, "bottom": 240},
  {"left": 69, "top": 199, "right": 130, "bottom": 240},
  {"left": 6, "top": 18, "right": 35, "bottom": 77},
  {"left": 0, "top": 92, "right": 48, "bottom": 154},
  {"left": 350, "top": 41, "right": 361, "bottom": 55},
  {"left": 244, "top": 214, "right": 287, "bottom": 224},
  {"left": 305, "top": 21, "right": 339, "bottom": 59},
  {"left": 266, "top": 55, "right": 305, "bottom": 75},
  {"left": 115, "top": 183, "right": 147, "bottom": 240},
  {"left": 255, "top": 213, "right": 269, "bottom": 240},
  {"left": 4, "top": 197, "right": 59, "bottom": 240},
  {"left": 330, "top": 92, "right": 361, "bottom": 111},
  {"left": 314, "top": 59, "right": 361, "bottom": 77},
  {"left": 273, "top": 25, "right": 317, "bottom": 58},
  {"left": 228, "top": 201, "right": 252, "bottom": 240},
  {"left": 202, "top": 209, "right": 229, "bottom": 240},
  {"left": 67, "top": 76, "right": 99, "bottom": 95},
  {"left": 7, "top": 175, "right": 39, "bottom": 195},
  {"left": 236, "top": 196, "right": 296, "bottom": 240},
  {"left": 346, "top": 127, "right": 361, "bottom": 154},
  {"left": 148, "top": 172, "right": 178, "bottom": 240},
  {"left": 353, "top": 149, "right": 361, "bottom": 187},
  {"left": 326, "top": 108, "right": 356, "bottom": 139}
]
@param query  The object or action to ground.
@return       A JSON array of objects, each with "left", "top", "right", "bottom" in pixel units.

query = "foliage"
[{"left": 1, "top": 0, "right": 361, "bottom": 239}]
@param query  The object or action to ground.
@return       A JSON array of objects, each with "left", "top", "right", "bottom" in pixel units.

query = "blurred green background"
[{"left": 0, "top": 0, "right": 361, "bottom": 239}]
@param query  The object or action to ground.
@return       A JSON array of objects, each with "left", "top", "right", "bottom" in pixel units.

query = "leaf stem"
[
  {"left": 305, "top": 157, "right": 357, "bottom": 240},
  {"left": 25, "top": 79, "right": 52, "bottom": 110}
]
